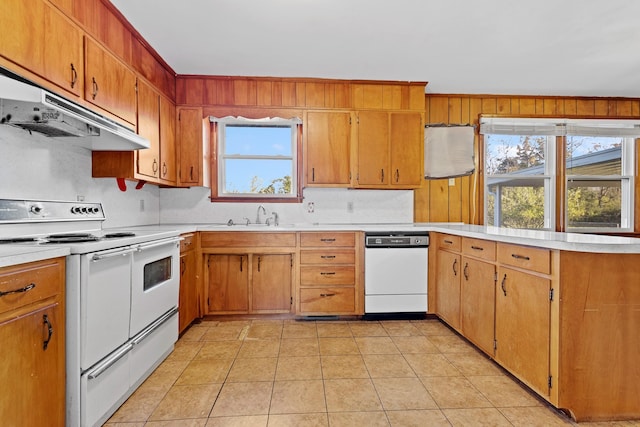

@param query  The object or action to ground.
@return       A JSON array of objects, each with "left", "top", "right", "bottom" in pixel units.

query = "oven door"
[
  {"left": 130, "top": 237, "right": 180, "bottom": 336},
  {"left": 80, "top": 246, "right": 135, "bottom": 370}
]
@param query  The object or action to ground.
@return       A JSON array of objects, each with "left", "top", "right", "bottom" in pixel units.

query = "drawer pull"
[
  {"left": 452, "top": 259, "right": 458, "bottom": 276},
  {"left": 444, "top": 239, "right": 453, "bottom": 244},
  {"left": 501, "top": 274, "right": 508, "bottom": 296},
  {"left": 320, "top": 238, "right": 336, "bottom": 243},
  {"left": 320, "top": 272, "right": 336, "bottom": 276},
  {"left": 0, "top": 282, "right": 36, "bottom": 297},
  {"left": 320, "top": 293, "right": 336, "bottom": 297},
  {"left": 320, "top": 255, "right": 336, "bottom": 259},
  {"left": 511, "top": 254, "right": 531, "bottom": 261},
  {"left": 463, "top": 262, "right": 469, "bottom": 280},
  {"left": 471, "top": 246, "right": 484, "bottom": 251}
]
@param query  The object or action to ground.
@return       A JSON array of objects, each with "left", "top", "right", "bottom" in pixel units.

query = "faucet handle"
[
  {"left": 272, "top": 211, "right": 279, "bottom": 226},
  {"left": 242, "top": 217, "right": 250, "bottom": 226}
]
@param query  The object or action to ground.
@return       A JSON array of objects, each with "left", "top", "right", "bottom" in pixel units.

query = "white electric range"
[{"left": 0, "top": 199, "right": 181, "bottom": 427}]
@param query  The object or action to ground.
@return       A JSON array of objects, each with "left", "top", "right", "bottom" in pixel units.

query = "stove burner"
[
  {"left": 46, "top": 233, "right": 100, "bottom": 243},
  {"left": 0, "top": 237, "right": 40, "bottom": 244},
  {"left": 103, "top": 232, "right": 136, "bottom": 238}
]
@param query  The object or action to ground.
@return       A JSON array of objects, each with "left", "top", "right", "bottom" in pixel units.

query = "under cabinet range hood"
[{"left": 0, "top": 68, "right": 149, "bottom": 150}]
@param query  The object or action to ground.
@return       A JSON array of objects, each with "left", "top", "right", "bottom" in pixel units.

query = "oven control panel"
[{"left": 0, "top": 199, "right": 105, "bottom": 222}]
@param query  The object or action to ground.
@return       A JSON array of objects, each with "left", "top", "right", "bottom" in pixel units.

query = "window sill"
[{"left": 210, "top": 196, "right": 303, "bottom": 203}]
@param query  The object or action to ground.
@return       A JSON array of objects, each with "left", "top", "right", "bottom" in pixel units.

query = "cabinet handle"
[
  {"left": 190, "top": 166, "right": 194, "bottom": 181},
  {"left": 320, "top": 255, "right": 336, "bottom": 259},
  {"left": 511, "top": 254, "right": 530, "bottom": 261},
  {"left": 70, "top": 63, "right": 78, "bottom": 88},
  {"left": 463, "top": 262, "right": 469, "bottom": 280},
  {"left": 43, "top": 314, "right": 53, "bottom": 351},
  {"left": 320, "top": 272, "right": 336, "bottom": 276},
  {"left": 381, "top": 169, "right": 385, "bottom": 183},
  {"left": 452, "top": 259, "right": 458, "bottom": 276},
  {"left": 501, "top": 274, "right": 507, "bottom": 296},
  {"left": 320, "top": 238, "right": 336, "bottom": 243},
  {"left": 91, "top": 77, "right": 99, "bottom": 100},
  {"left": 152, "top": 159, "right": 158, "bottom": 174},
  {"left": 257, "top": 256, "right": 261, "bottom": 272},
  {"left": 239, "top": 256, "right": 243, "bottom": 272},
  {"left": 471, "top": 246, "right": 484, "bottom": 251},
  {"left": 0, "top": 282, "right": 36, "bottom": 297},
  {"left": 320, "top": 293, "right": 336, "bottom": 297},
  {"left": 180, "top": 258, "right": 186, "bottom": 275},
  {"left": 312, "top": 167, "right": 315, "bottom": 182},
  {"left": 162, "top": 162, "right": 168, "bottom": 177},
  {"left": 444, "top": 239, "right": 453, "bottom": 245},
  {"left": 395, "top": 168, "right": 399, "bottom": 183}
]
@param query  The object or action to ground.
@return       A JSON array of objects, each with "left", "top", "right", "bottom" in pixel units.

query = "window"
[
  {"left": 481, "top": 117, "right": 638, "bottom": 233},
  {"left": 211, "top": 116, "right": 302, "bottom": 201}
]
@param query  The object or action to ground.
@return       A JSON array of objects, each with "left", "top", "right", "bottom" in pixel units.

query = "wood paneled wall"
[{"left": 415, "top": 95, "right": 640, "bottom": 224}]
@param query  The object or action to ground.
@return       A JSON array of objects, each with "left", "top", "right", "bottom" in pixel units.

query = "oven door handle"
[
  {"left": 90, "top": 247, "right": 136, "bottom": 262},
  {"left": 132, "top": 307, "right": 178, "bottom": 346},
  {"left": 86, "top": 343, "right": 133, "bottom": 380},
  {"left": 135, "top": 237, "right": 181, "bottom": 252}
]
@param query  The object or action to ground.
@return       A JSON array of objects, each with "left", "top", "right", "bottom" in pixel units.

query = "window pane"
[
  {"left": 486, "top": 179, "right": 546, "bottom": 229},
  {"left": 566, "top": 136, "right": 622, "bottom": 175},
  {"left": 224, "top": 159, "right": 293, "bottom": 194},
  {"left": 485, "top": 134, "right": 546, "bottom": 174},
  {"left": 567, "top": 181, "right": 622, "bottom": 228},
  {"left": 225, "top": 125, "right": 292, "bottom": 156}
]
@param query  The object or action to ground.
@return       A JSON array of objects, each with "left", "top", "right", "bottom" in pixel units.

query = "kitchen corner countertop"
[
  {"left": 0, "top": 246, "right": 70, "bottom": 268},
  {"left": 108, "top": 222, "right": 640, "bottom": 254}
]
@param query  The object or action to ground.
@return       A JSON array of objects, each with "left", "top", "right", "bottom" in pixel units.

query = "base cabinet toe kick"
[{"left": 431, "top": 232, "right": 640, "bottom": 422}]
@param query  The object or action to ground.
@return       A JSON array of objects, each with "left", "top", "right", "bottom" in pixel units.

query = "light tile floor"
[{"left": 105, "top": 318, "right": 640, "bottom": 427}]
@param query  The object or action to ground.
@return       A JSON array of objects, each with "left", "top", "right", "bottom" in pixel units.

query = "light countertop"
[{"left": 0, "top": 245, "right": 70, "bottom": 268}]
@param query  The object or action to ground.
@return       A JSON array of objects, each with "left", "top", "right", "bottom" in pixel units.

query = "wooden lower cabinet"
[
  {"left": 251, "top": 254, "right": 292, "bottom": 312},
  {"left": 178, "top": 233, "right": 198, "bottom": 333},
  {"left": 460, "top": 257, "right": 496, "bottom": 355},
  {"left": 435, "top": 248, "right": 461, "bottom": 330},
  {"left": 207, "top": 254, "right": 249, "bottom": 313},
  {"left": 0, "top": 257, "right": 65, "bottom": 427}
]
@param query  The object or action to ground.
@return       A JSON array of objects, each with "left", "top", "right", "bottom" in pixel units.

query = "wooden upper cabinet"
[
  {"left": 136, "top": 79, "right": 161, "bottom": 179},
  {"left": 84, "top": 36, "right": 137, "bottom": 125},
  {"left": 0, "top": 0, "right": 82, "bottom": 97},
  {"left": 356, "top": 111, "right": 389, "bottom": 186},
  {"left": 305, "top": 111, "right": 352, "bottom": 186},
  {"left": 159, "top": 96, "right": 177, "bottom": 184},
  {"left": 177, "top": 106, "right": 210, "bottom": 187},
  {"left": 389, "top": 112, "right": 423, "bottom": 187}
]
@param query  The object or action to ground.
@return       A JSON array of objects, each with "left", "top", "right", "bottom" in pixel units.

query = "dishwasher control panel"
[{"left": 365, "top": 232, "right": 429, "bottom": 248}]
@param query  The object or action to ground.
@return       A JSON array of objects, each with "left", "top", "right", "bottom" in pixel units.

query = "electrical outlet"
[
  {"left": 307, "top": 202, "right": 315, "bottom": 213},
  {"left": 449, "top": 178, "right": 455, "bottom": 186},
  {"left": 347, "top": 201, "right": 354, "bottom": 213},
  {"left": 76, "top": 195, "right": 85, "bottom": 202},
  {"left": 139, "top": 199, "right": 145, "bottom": 212}
]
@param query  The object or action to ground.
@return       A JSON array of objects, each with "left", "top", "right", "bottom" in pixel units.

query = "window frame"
[
  {"left": 480, "top": 116, "right": 639, "bottom": 233},
  {"left": 210, "top": 116, "right": 303, "bottom": 203}
]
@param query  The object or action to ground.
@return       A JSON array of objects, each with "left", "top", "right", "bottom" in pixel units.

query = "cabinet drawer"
[
  {"left": 300, "top": 250, "right": 355, "bottom": 265},
  {"left": 300, "top": 232, "right": 356, "bottom": 247},
  {"left": 0, "top": 258, "right": 64, "bottom": 315},
  {"left": 435, "top": 234, "right": 461, "bottom": 251},
  {"left": 299, "top": 288, "right": 355, "bottom": 313},
  {"left": 201, "top": 232, "right": 296, "bottom": 248},
  {"left": 300, "top": 265, "right": 355, "bottom": 285},
  {"left": 180, "top": 233, "right": 195, "bottom": 252},
  {"left": 497, "top": 243, "right": 551, "bottom": 274},
  {"left": 462, "top": 238, "right": 496, "bottom": 261}
]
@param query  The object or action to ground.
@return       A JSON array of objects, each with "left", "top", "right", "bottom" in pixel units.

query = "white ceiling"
[{"left": 110, "top": 0, "right": 640, "bottom": 97}]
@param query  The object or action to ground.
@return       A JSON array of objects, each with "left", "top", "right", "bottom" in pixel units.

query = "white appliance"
[
  {"left": 364, "top": 231, "right": 429, "bottom": 313},
  {"left": 0, "top": 199, "right": 180, "bottom": 427}
]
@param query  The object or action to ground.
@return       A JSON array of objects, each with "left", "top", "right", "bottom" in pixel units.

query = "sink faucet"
[{"left": 256, "top": 205, "right": 266, "bottom": 224}]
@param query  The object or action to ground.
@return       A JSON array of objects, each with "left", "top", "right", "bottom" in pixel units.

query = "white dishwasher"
[{"left": 364, "top": 231, "right": 429, "bottom": 314}]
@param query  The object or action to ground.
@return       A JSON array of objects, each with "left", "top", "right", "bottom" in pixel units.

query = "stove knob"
[
  {"left": 80, "top": 207, "right": 88, "bottom": 214},
  {"left": 71, "top": 206, "right": 81, "bottom": 214},
  {"left": 91, "top": 207, "right": 100, "bottom": 214},
  {"left": 29, "top": 205, "right": 42, "bottom": 214}
]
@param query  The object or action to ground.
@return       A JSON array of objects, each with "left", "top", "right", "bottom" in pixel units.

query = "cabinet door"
[
  {"left": 435, "top": 249, "right": 461, "bottom": 330},
  {"left": 43, "top": 3, "right": 82, "bottom": 96},
  {"left": 0, "top": 302, "right": 65, "bottom": 426},
  {"left": 159, "top": 96, "right": 177, "bottom": 184},
  {"left": 179, "top": 250, "right": 197, "bottom": 333},
  {"left": 461, "top": 257, "right": 496, "bottom": 355},
  {"left": 389, "top": 112, "right": 423, "bottom": 187},
  {"left": 136, "top": 79, "right": 160, "bottom": 179},
  {"left": 177, "top": 107, "right": 205, "bottom": 186},
  {"left": 207, "top": 255, "right": 249, "bottom": 313},
  {"left": 0, "top": 0, "right": 45, "bottom": 80},
  {"left": 495, "top": 266, "right": 551, "bottom": 396},
  {"left": 252, "top": 254, "right": 292, "bottom": 312},
  {"left": 356, "top": 111, "right": 389, "bottom": 185},
  {"left": 306, "top": 111, "right": 351, "bottom": 186},
  {"left": 84, "top": 37, "right": 137, "bottom": 125}
]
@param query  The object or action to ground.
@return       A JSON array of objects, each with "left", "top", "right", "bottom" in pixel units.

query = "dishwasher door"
[{"left": 364, "top": 246, "right": 428, "bottom": 313}]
